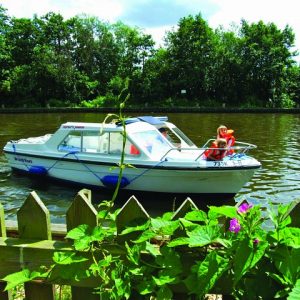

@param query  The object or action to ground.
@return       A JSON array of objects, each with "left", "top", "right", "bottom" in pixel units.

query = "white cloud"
[
  {"left": 57, "top": 0, "right": 123, "bottom": 22},
  {"left": 1, "top": 0, "right": 53, "bottom": 18},
  {"left": 144, "top": 25, "right": 175, "bottom": 47},
  {"left": 1, "top": 0, "right": 123, "bottom": 22},
  {"left": 208, "top": 0, "right": 300, "bottom": 56}
]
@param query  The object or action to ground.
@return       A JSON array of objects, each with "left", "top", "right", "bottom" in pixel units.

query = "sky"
[{"left": 0, "top": 0, "right": 299, "bottom": 61}]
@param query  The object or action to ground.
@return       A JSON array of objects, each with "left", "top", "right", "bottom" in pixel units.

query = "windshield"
[
  {"left": 131, "top": 130, "right": 171, "bottom": 159},
  {"left": 172, "top": 127, "right": 196, "bottom": 147}
]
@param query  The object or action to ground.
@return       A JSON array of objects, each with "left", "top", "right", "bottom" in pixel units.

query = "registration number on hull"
[{"left": 213, "top": 160, "right": 242, "bottom": 167}]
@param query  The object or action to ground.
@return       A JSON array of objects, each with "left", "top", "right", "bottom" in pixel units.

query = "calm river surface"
[{"left": 0, "top": 112, "right": 299, "bottom": 223}]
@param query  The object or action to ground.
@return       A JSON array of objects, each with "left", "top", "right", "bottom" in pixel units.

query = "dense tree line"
[{"left": 0, "top": 5, "right": 299, "bottom": 108}]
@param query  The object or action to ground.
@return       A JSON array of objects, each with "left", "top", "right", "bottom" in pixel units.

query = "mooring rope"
[{"left": 12, "top": 142, "right": 168, "bottom": 188}]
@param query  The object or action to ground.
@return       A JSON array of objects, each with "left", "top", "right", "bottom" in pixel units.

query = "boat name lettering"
[
  {"left": 232, "top": 160, "right": 242, "bottom": 166},
  {"left": 62, "top": 125, "right": 85, "bottom": 129},
  {"left": 14, "top": 157, "right": 32, "bottom": 163}
]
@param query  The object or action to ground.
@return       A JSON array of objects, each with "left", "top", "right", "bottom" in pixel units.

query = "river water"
[{"left": 0, "top": 112, "right": 299, "bottom": 223}]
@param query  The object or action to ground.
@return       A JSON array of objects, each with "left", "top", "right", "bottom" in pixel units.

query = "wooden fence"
[{"left": 0, "top": 189, "right": 198, "bottom": 300}]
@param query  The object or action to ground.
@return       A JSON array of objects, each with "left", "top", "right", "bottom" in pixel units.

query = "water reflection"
[{"left": 0, "top": 112, "right": 300, "bottom": 222}]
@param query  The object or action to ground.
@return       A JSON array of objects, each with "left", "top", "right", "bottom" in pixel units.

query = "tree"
[
  {"left": 239, "top": 20, "right": 297, "bottom": 106},
  {"left": 208, "top": 27, "right": 245, "bottom": 105},
  {"left": 0, "top": 5, "right": 12, "bottom": 106},
  {"left": 164, "top": 14, "right": 216, "bottom": 104},
  {"left": 111, "top": 22, "right": 155, "bottom": 103}
]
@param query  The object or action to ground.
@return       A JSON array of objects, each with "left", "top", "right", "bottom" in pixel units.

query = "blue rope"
[
  {"left": 128, "top": 158, "right": 167, "bottom": 184},
  {"left": 47, "top": 151, "right": 103, "bottom": 182},
  {"left": 46, "top": 150, "right": 80, "bottom": 171},
  {"left": 72, "top": 153, "right": 103, "bottom": 181},
  {"left": 12, "top": 142, "right": 167, "bottom": 187}
]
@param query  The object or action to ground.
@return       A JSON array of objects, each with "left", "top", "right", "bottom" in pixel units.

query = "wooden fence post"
[
  {"left": 66, "top": 189, "right": 96, "bottom": 231},
  {"left": 116, "top": 195, "right": 150, "bottom": 242},
  {"left": 66, "top": 189, "right": 99, "bottom": 300},
  {"left": 17, "top": 191, "right": 55, "bottom": 300},
  {"left": 171, "top": 198, "right": 199, "bottom": 240},
  {"left": 171, "top": 197, "right": 198, "bottom": 220},
  {"left": 0, "top": 202, "right": 12, "bottom": 300}
]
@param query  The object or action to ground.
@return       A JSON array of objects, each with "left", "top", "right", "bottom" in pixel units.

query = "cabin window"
[
  {"left": 108, "top": 132, "right": 139, "bottom": 156},
  {"left": 81, "top": 131, "right": 108, "bottom": 153},
  {"left": 158, "top": 127, "right": 181, "bottom": 147},
  {"left": 172, "top": 127, "right": 195, "bottom": 147},
  {"left": 58, "top": 131, "right": 82, "bottom": 152},
  {"left": 131, "top": 130, "right": 171, "bottom": 158},
  {"left": 58, "top": 130, "right": 140, "bottom": 156}
]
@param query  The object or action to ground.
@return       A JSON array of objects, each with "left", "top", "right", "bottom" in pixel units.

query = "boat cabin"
[{"left": 52, "top": 121, "right": 176, "bottom": 160}]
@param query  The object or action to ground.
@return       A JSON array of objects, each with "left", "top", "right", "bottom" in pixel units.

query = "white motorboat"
[{"left": 3, "top": 116, "right": 261, "bottom": 197}]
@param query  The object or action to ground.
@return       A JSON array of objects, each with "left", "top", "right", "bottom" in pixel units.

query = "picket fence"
[{"left": 0, "top": 188, "right": 198, "bottom": 300}]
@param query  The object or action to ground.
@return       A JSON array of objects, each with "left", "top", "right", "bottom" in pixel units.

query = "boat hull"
[{"left": 4, "top": 151, "right": 259, "bottom": 196}]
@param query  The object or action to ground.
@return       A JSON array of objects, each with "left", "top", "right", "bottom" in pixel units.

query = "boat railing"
[
  {"left": 159, "top": 139, "right": 257, "bottom": 162},
  {"left": 201, "top": 139, "right": 257, "bottom": 152}
]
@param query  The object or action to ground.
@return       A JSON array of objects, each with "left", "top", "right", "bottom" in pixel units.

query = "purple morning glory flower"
[
  {"left": 229, "top": 218, "right": 241, "bottom": 233},
  {"left": 238, "top": 203, "right": 253, "bottom": 214}
]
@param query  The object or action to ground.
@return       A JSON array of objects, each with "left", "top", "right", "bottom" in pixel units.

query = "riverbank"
[{"left": 0, "top": 107, "right": 300, "bottom": 114}]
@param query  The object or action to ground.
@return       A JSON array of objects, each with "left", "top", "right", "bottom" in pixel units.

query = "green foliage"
[
  {"left": 3, "top": 269, "right": 46, "bottom": 291},
  {"left": 3, "top": 199, "right": 300, "bottom": 299},
  {"left": 79, "top": 96, "right": 108, "bottom": 108},
  {"left": 0, "top": 4, "right": 299, "bottom": 108}
]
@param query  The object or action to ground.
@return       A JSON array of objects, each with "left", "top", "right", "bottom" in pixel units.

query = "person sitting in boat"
[
  {"left": 204, "top": 138, "right": 227, "bottom": 161},
  {"left": 217, "top": 125, "right": 235, "bottom": 154},
  {"left": 159, "top": 127, "right": 181, "bottom": 148}
]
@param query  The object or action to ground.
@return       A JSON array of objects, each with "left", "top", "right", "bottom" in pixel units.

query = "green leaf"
[
  {"left": 278, "top": 215, "right": 292, "bottom": 229},
  {"left": 213, "top": 237, "right": 232, "bottom": 248},
  {"left": 186, "top": 225, "right": 221, "bottom": 247},
  {"left": 270, "top": 246, "right": 300, "bottom": 285},
  {"left": 151, "top": 218, "right": 180, "bottom": 235},
  {"left": 136, "top": 280, "right": 155, "bottom": 295},
  {"left": 114, "top": 277, "right": 130, "bottom": 298},
  {"left": 97, "top": 209, "right": 110, "bottom": 219},
  {"left": 129, "top": 267, "right": 143, "bottom": 276},
  {"left": 234, "top": 239, "right": 268, "bottom": 285},
  {"left": 267, "top": 272, "right": 289, "bottom": 286},
  {"left": 66, "top": 224, "right": 91, "bottom": 240},
  {"left": 157, "top": 285, "right": 173, "bottom": 300},
  {"left": 277, "top": 227, "right": 300, "bottom": 248},
  {"left": 156, "top": 246, "right": 182, "bottom": 276},
  {"left": 145, "top": 241, "right": 161, "bottom": 256},
  {"left": 133, "top": 230, "right": 157, "bottom": 243},
  {"left": 179, "top": 218, "right": 200, "bottom": 231},
  {"left": 185, "top": 210, "right": 207, "bottom": 222},
  {"left": 184, "top": 252, "right": 229, "bottom": 297},
  {"left": 209, "top": 205, "right": 238, "bottom": 219},
  {"left": 96, "top": 255, "right": 114, "bottom": 269},
  {"left": 3, "top": 269, "right": 43, "bottom": 290},
  {"left": 125, "top": 242, "right": 140, "bottom": 265},
  {"left": 120, "top": 221, "right": 150, "bottom": 235},
  {"left": 153, "top": 275, "right": 176, "bottom": 286},
  {"left": 168, "top": 237, "right": 190, "bottom": 247},
  {"left": 288, "top": 279, "right": 300, "bottom": 300},
  {"left": 91, "top": 226, "right": 107, "bottom": 241},
  {"left": 74, "top": 235, "right": 92, "bottom": 251},
  {"left": 53, "top": 252, "right": 88, "bottom": 265},
  {"left": 161, "top": 212, "right": 173, "bottom": 221}
]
